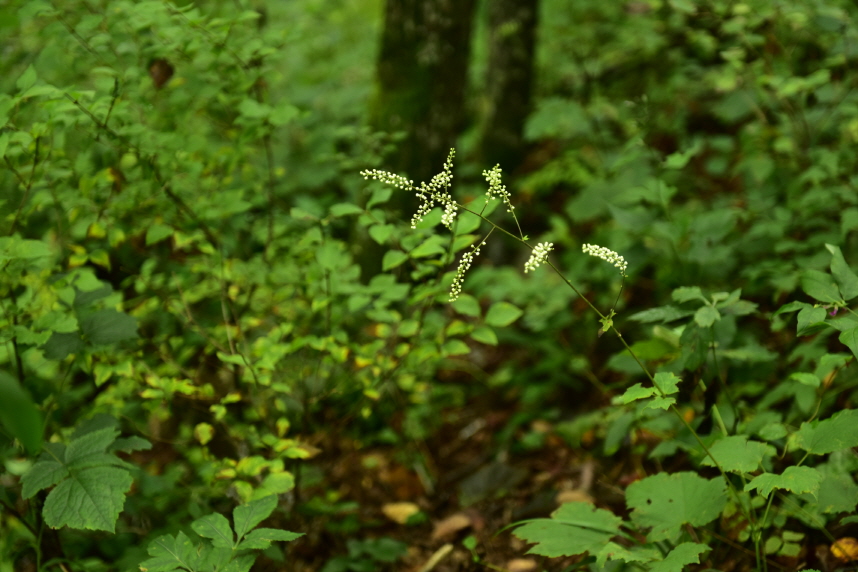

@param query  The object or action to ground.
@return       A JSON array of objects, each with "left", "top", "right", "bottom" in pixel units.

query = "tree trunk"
[
  {"left": 477, "top": 0, "right": 538, "bottom": 173},
  {"left": 370, "top": 0, "right": 477, "bottom": 211}
]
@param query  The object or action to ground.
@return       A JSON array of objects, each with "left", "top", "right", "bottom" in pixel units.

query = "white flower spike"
[
  {"left": 582, "top": 243, "right": 627, "bottom": 276},
  {"left": 524, "top": 242, "right": 554, "bottom": 273}
]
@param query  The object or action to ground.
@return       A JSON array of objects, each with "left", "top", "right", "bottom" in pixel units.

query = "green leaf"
[
  {"left": 485, "top": 302, "right": 523, "bottom": 327},
  {"left": 192, "top": 513, "right": 234, "bottom": 548},
  {"left": 838, "top": 327, "right": 858, "bottom": 360},
  {"left": 470, "top": 325, "right": 497, "bottom": 346},
  {"left": 381, "top": 250, "right": 408, "bottom": 270},
  {"left": 653, "top": 372, "right": 681, "bottom": 395},
  {"left": 626, "top": 472, "right": 727, "bottom": 541},
  {"left": 513, "top": 501, "right": 622, "bottom": 557},
  {"left": 329, "top": 203, "right": 364, "bottom": 217},
  {"left": 645, "top": 396, "right": 676, "bottom": 410},
  {"left": 796, "top": 306, "right": 827, "bottom": 336},
  {"left": 794, "top": 409, "right": 858, "bottom": 454},
  {"left": 628, "top": 305, "right": 692, "bottom": 323},
  {"left": 145, "top": 224, "right": 173, "bottom": 246},
  {"left": 774, "top": 301, "right": 810, "bottom": 316},
  {"left": 140, "top": 532, "right": 200, "bottom": 572},
  {"left": 237, "top": 528, "right": 304, "bottom": 551},
  {"left": 595, "top": 542, "right": 659, "bottom": 567},
  {"left": 442, "top": 339, "right": 470, "bottom": 356},
  {"left": 452, "top": 294, "right": 480, "bottom": 317},
  {"left": 21, "top": 459, "right": 68, "bottom": 499},
  {"left": 826, "top": 244, "right": 858, "bottom": 300},
  {"left": 65, "top": 427, "right": 118, "bottom": 462},
  {"left": 694, "top": 305, "right": 720, "bottom": 328},
  {"left": 672, "top": 286, "right": 705, "bottom": 303},
  {"left": 233, "top": 494, "right": 277, "bottom": 540},
  {"left": 16, "top": 65, "right": 37, "bottom": 92},
  {"left": 789, "top": 372, "right": 820, "bottom": 388},
  {"left": 649, "top": 543, "right": 710, "bottom": 572},
  {"left": 700, "top": 436, "right": 776, "bottom": 473},
  {"left": 801, "top": 270, "right": 842, "bottom": 303},
  {"left": 43, "top": 465, "right": 133, "bottom": 531},
  {"left": 744, "top": 466, "right": 821, "bottom": 498},
  {"left": 368, "top": 224, "right": 395, "bottom": 245},
  {"left": 80, "top": 310, "right": 138, "bottom": 345},
  {"left": 620, "top": 383, "right": 656, "bottom": 404},
  {"left": 0, "top": 371, "right": 43, "bottom": 454}
]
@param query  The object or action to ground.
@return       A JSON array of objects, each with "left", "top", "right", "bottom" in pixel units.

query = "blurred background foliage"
[{"left": 2, "top": 0, "right": 858, "bottom": 570}]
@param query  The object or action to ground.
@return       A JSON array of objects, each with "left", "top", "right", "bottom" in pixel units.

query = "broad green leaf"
[
  {"left": 368, "top": 224, "right": 395, "bottom": 245},
  {"left": 653, "top": 372, "right": 680, "bottom": 395},
  {"left": 672, "top": 286, "right": 705, "bottom": 303},
  {"left": 826, "top": 244, "right": 858, "bottom": 300},
  {"left": 796, "top": 306, "right": 827, "bottom": 336},
  {"left": 145, "top": 224, "right": 173, "bottom": 246},
  {"left": 694, "top": 305, "right": 720, "bottom": 327},
  {"left": 80, "top": 310, "right": 138, "bottom": 345},
  {"left": 234, "top": 494, "right": 277, "bottom": 540},
  {"left": 237, "top": 528, "right": 304, "bottom": 551},
  {"left": 192, "top": 513, "right": 234, "bottom": 548},
  {"left": 649, "top": 543, "right": 710, "bottom": 572},
  {"left": 628, "top": 305, "right": 692, "bottom": 323},
  {"left": 485, "top": 302, "right": 523, "bottom": 327},
  {"left": 65, "top": 427, "right": 118, "bottom": 462},
  {"left": 513, "top": 501, "right": 622, "bottom": 557},
  {"left": 381, "top": 250, "right": 408, "bottom": 271},
  {"left": 596, "top": 542, "right": 659, "bottom": 567},
  {"left": 620, "top": 383, "right": 656, "bottom": 404},
  {"left": 140, "top": 532, "right": 199, "bottom": 572},
  {"left": 442, "top": 339, "right": 470, "bottom": 356},
  {"left": 21, "top": 460, "right": 68, "bottom": 499},
  {"left": 700, "top": 436, "right": 776, "bottom": 473},
  {"left": 789, "top": 372, "right": 820, "bottom": 388},
  {"left": 773, "top": 301, "right": 809, "bottom": 316},
  {"left": 794, "top": 409, "right": 858, "bottom": 454},
  {"left": 0, "top": 371, "right": 43, "bottom": 454},
  {"left": 43, "top": 466, "right": 133, "bottom": 531},
  {"left": 801, "top": 270, "right": 842, "bottom": 303},
  {"left": 839, "top": 327, "right": 858, "bottom": 360},
  {"left": 452, "top": 294, "right": 480, "bottom": 317},
  {"left": 626, "top": 472, "right": 727, "bottom": 541},
  {"left": 744, "top": 466, "right": 821, "bottom": 498},
  {"left": 16, "top": 65, "right": 37, "bottom": 92},
  {"left": 470, "top": 325, "right": 497, "bottom": 346},
  {"left": 259, "top": 471, "right": 295, "bottom": 494},
  {"left": 645, "top": 396, "right": 676, "bottom": 410},
  {"left": 410, "top": 234, "right": 446, "bottom": 257},
  {"left": 329, "top": 203, "right": 364, "bottom": 217},
  {"left": 813, "top": 463, "right": 858, "bottom": 514}
]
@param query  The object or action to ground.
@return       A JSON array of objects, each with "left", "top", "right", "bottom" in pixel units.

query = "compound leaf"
[
  {"left": 233, "top": 494, "right": 277, "bottom": 540},
  {"left": 139, "top": 531, "right": 199, "bottom": 572}
]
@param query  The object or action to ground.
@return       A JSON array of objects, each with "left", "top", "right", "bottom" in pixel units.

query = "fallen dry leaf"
[
  {"left": 382, "top": 502, "right": 420, "bottom": 524},
  {"left": 832, "top": 537, "right": 858, "bottom": 562},
  {"left": 506, "top": 558, "right": 538, "bottom": 572},
  {"left": 556, "top": 489, "right": 594, "bottom": 504},
  {"left": 431, "top": 512, "right": 472, "bottom": 540}
]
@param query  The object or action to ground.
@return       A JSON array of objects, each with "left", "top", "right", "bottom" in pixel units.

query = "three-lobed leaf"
[
  {"left": 513, "top": 501, "right": 622, "bottom": 558},
  {"left": 794, "top": 409, "right": 858, "bottom": 454},
  {"left": 700, "top": 436, "right": 776, "bottom": 473},
  {"left": 744, "top": 466, "right": 821, "bottom": 498}
]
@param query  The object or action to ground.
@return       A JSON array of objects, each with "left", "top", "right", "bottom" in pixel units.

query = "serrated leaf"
[
  {"left": 485, "top": 302, "right": 523, "bottom": 327},
  {"left": 826, "top": 244, "right": 858, "bottom": 300},
  {"left": 596, "top": 542, "right": 659, "bottom": 567},
  {"left": 233, "top": 494, "right": 277, "bottom": 540},
  {"left": 795, "top": 409, "right": 858, "bottom": 454},
  {"left": 801, "top": 270, "right": 842, "bottom": 303},
  {"left": 237, "top": 528, "right": 303, "bottom": 550},
  {"left": 694, "top": 305, "right": 720, "bottom": 327},
  {"left": 222, "top": 553, "right": 256, "bottom": 572},
  {"left": 653, "top": 372, "right": 680, "bottom": 395},
  {"left": 620, "top": 383, "right": 656, "bottom": 404},
  {"left": 470, "top": 325, "right": 497, "bottom": 346},
  {"left": 43, "top": 466, "right": 133, "bottom": 531},
  {"left": 672, "top": 286, "right": 705, "bottom": 303},
  {"left": 65, "top": 427, "right": 118, "bottom": 462},
  {"left": 626, "top": 472, "right": 727, "bottom": 541},
  {"left": 700, "top": 436, "right": 776, "bottom": 473},
  {"left": 645, "top": 396, "right": 676, "bottom": 410},
  {"left": 21, "top": 460, "right": 68, "bottom": 498},
  {"left": 744, "top": 466, "right": 821, "bottom": 498},
  {"left": 513, "top": 501, "right": 622, "bottom": 557},
  {"left": 140, "top": 532, "right": 199, "bottom": 572},
  {"left": 192, "top": 513, "right": 234, "bottom": 548},
  {"left": 839, "top": 327, "right": 858, "bottom": 360},
  {"left": 649, "top": 543, "right": 710, "bottom": 572},
  {"left": 628, "top": 306, "right": 692, "bottom": 323}
]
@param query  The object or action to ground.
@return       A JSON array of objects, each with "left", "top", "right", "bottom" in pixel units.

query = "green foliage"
[{"left": 321, "top": 538, "right": 407, "bottom": 572}]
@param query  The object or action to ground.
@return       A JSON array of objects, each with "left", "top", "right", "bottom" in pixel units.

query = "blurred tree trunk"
[
  {"left": 477, "top": 0, "right": 538, "bottom": 173},
  {"left": 370, "top": 0, "right": 477, "bottom": 213}
]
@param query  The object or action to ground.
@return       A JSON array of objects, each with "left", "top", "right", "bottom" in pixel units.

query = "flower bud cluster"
[
  {"left": 582, "top": 243, "right": 627, "bottom": 276},
  {"left": 524, "top": 242, "right": 553, "bottom": 273},
  {"left": 483, "top": 165, "right": 515, "bottom": 214}
]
